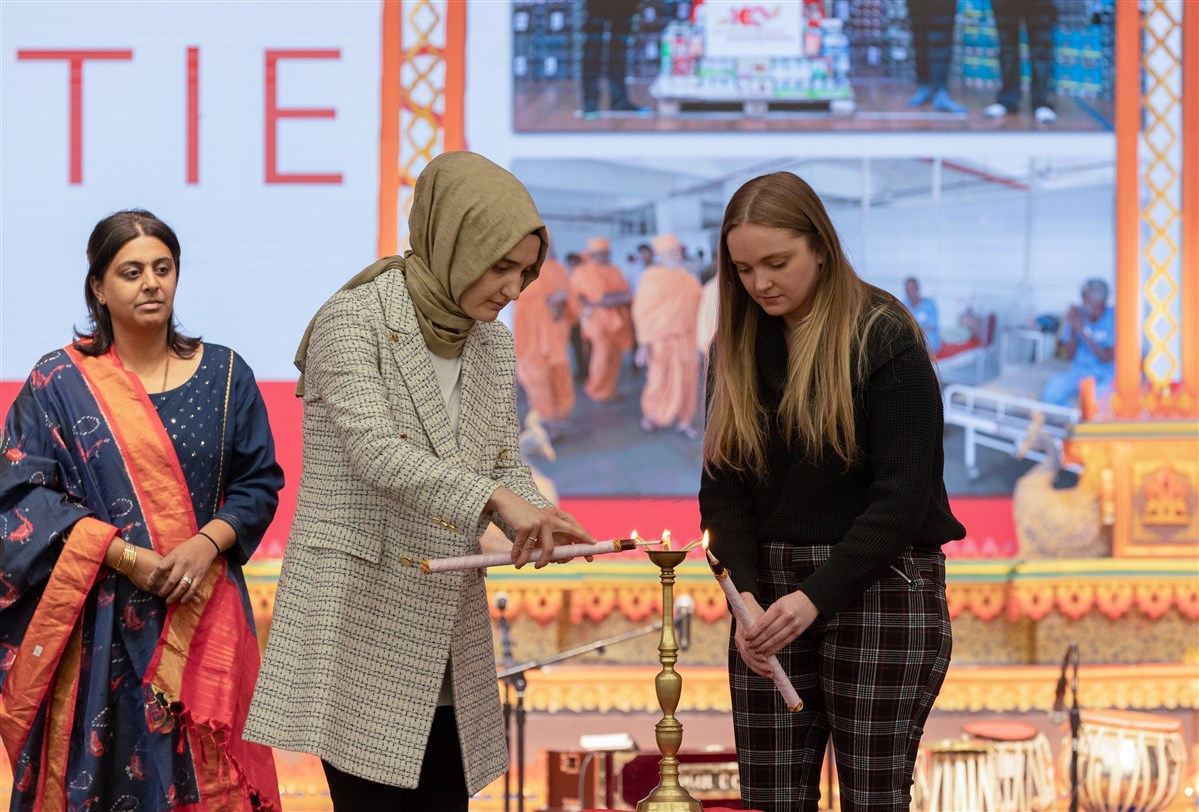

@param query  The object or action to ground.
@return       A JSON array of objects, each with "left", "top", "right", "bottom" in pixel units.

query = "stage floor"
[
  {"left": 3, "top": 664, "right": 1192, "bottom": 811},
  {"left": 280, "top": 682, "right": 1197, "bottom": 811}
]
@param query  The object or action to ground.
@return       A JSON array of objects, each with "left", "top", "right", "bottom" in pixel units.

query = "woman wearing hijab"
[{"left": 243, "top": 152, "right": 594, "bottom": 810}]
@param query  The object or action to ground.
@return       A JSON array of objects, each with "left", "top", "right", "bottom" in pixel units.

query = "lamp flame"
[
  {"left": 662, "top": 529, "right": 671, "bottom": 550},
  {"left": 701, "top": 530, "right": 710, "bottom": 550}
]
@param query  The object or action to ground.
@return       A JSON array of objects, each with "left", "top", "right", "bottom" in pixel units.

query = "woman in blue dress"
[{"left": 0, "top": 210, "right": 283, "bottom": 811}]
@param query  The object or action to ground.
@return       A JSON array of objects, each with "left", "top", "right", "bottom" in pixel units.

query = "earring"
[{"left": 97, "top": 298, "right": 106, "bottom": 305}]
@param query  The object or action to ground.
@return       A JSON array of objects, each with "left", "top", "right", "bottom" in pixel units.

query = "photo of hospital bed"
[
  {"left": 942, "top": 327, "right": 1080, "bottom": 480},
  {"left": 934, "top": 312, "right": 998, "bottom": 385},
  {"left": 943, "top": 384, "right": 1080, "bottom": 479}
]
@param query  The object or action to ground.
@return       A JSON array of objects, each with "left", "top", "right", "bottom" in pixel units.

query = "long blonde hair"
[{"left": 703, "top": 172, "right": 922, "bottom": 478}]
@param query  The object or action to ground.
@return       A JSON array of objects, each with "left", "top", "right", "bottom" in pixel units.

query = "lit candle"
[
  {"left": 422, "top": 537, "right": 651, "bottom": 574},
  {"left": 704, "top": 537, "right": 802, "bottom": 712}
]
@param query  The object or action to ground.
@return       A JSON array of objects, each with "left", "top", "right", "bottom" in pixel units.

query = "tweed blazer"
[{"left": 243, "top": 268, "right": 547, "bottom": 792}]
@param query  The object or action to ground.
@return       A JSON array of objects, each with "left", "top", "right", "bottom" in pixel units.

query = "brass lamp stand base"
[{"left": 638, "top": 549, "right": 702, "bottom": 812}]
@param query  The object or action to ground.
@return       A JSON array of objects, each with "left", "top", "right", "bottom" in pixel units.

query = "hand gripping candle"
[{"left": 704, "top": 537, "right": 802, "bottom": 712}]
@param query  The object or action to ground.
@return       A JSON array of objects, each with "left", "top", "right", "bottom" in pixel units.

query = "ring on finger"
[{"left": 180, "top": 575, "right": 193, "bottom": 587}]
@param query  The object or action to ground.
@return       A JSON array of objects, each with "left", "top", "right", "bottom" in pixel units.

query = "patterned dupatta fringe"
[
  {"left": 141, "top": 554, "right": 280, "bottom": 812},
  {"left": 145, "top": 684, "right": 279, "bottom": 812}
]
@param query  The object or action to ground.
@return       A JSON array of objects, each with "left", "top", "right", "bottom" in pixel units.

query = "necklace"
[{"left": 161, "top": 350, "right": 171, "bottom": 393}]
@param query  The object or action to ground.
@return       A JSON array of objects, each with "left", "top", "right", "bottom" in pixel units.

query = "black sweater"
[{"left": 699, "top": 305, "right": 965, "bottom": 618}]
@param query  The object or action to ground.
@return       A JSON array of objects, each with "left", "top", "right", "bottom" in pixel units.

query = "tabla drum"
[
  {"left": 964, "top": 720, "right": 1055, "bottom": 811},
  {"left": 912, "top": 739, "right": 998, "bottom": 812},
  {"left": 1064, "top": 709, "right": 1186, "bottom": 812}
]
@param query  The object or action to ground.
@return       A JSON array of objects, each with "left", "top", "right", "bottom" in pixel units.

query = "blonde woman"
[
  {"left": 244, "top": 152, "right": 594, "bottom": 810},
  {"left": 699, "top": 172, "right": 965, "bottom": 812}
]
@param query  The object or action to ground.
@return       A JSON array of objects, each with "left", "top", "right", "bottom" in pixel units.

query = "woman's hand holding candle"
[
  {"left": 706, "top": 545, "right": 803, "bottom": 711},
  {"left": 733, "top": 593, "right": 774, "bottom": 676},
  {"left": 743, "top": 590, "right": 820, "bottom": 658},
  {"left": 484, "top": 487, "right": 594, "bottom": 568}
]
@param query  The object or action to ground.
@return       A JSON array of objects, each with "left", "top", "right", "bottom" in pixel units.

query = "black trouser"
[
  {"left": 992, "top": 0, "right": 1058, "bottom": 111},
  {"left": 909, "top": 0, "right": 957, "bottom": 90},
  {"left": 322, "top": 705, "right": 468, "bottom": 811},
  {"left": 581, "top": 0, "right": 634, "bottom": 109},
  {"left": 731, "top": 544, "right": 951, "bottom": 812}
]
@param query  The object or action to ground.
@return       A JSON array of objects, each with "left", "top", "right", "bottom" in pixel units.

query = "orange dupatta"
[
  {"left": 66, "top": 347, "right": 279, "bottom": 812},
  {"left": 0, "top": 516, "right": 115, "bottom": 808}
]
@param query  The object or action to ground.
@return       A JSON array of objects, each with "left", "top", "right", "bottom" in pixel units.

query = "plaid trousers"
[{"left": 730, "top": 543, "right": 952, "bottom": 812}]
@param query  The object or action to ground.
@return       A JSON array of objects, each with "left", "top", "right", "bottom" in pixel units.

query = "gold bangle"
[{"left": 115, "top": 542, "right": 138, "bottom": 576}]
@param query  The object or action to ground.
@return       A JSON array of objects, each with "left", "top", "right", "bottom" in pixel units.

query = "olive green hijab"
[{"left": 294, "top": 151, "right": 548, "bottom": 395}]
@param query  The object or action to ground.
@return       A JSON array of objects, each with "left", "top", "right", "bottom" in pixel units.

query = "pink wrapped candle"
[
  {"left": 422, "top": 538, "right": 640, "bottom": 574},
  {"left": 705, "top": 547, "right": 803, "bottom": 712}
]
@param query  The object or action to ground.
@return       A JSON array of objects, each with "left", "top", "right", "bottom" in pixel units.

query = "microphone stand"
[
  {"left": 1067, "top": 643, "right": 1081, "bottom": 812},
  {"left": 497, "top": 603, "right": 519, "bottom": 812},
  {"left": 495, "top": 618, "right": 671, "bottom": 811},
  {"left": 515, "top": 670, "right": 527, "bottom": 812}
]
